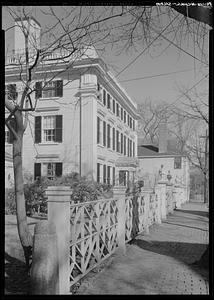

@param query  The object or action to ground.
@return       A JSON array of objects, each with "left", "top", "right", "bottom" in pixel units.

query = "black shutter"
[
  {"left": 121, "top": 133, "right": 123, "bottom": 154},
  {"left": 113, "top": 167, "right": 115, "bottom": 186},
  {"left": 34, "top": 163, "right": 41, "bottom": 180},
  {"left": 8, "top": 118, "right": 17, "bottom": 143},
  {"left": 103, "top": 164, "right": 106, "bottom": 184},
  {"left": 107, "top": 124, "right": 111, "bottom": 148},
  {"left": 113, "top": 99, "right": 115, "bottom": 114},
  {"left": 97, "top": 163, "right": 100, "bottom": 183},
  {"left": 55, "top": 163, "right": 63, "bottom": 177},
  {"left": 35, "top": 82, "right": 42, "bottom": 99},
  {"left": 113, "top": 128, "right": 115, "bottom": 150},
  {"left": 55, "top": 115, "right": 63, "bottom": 142},
  {"left": 55, "top": 80, "right": 63, "bottom": 97},
  {"left": 35, "top": 116, "right": 41, "bottom": 143},
  {"left": 103, "top": 121, "right": 106, "bottom": 146},
  {"left": 124, "top": 136, "right": 126, "bottom": 155},
  {"left": 97, "top": 117, "right": 100, "bottom": 144}
]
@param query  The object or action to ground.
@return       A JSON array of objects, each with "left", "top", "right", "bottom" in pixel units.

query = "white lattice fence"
[
  {"left": 166, "top": 185, "right": 173, "bottom": 213},
  {"left": 125, "top": 196, "right": 133, "bottom": 242},
  {"left": 137, "top": 194, "right": 147, "bottom": 233},
  {"left": 69, "top": 198, "right": 118, "bottom": 286},
  {"left": 147, "top": 193, "right": 154, "bottom": 226}
]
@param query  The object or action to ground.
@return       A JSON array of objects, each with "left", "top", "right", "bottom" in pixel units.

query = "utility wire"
[
  {"left": 120, "top": 68, "right": 205, "bottom": 83},
  {"left": 166, "top": 73, "right": 208, "bottom": 109},
  {"left": 112, "top": 14, "right": 180, "bottom": 80},
  {"left": 150, "top": 25, "right": 209, "bottom": 66}
]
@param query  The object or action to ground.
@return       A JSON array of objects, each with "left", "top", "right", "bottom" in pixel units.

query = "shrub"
[
  {"left": 5, "top": 188, "right": 16, "bottom": 215},
  {"left": 5, "top": 172, "right": 114, "bottom": 216}
]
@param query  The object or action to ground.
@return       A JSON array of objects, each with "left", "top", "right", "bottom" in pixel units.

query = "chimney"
[
  {"left": 158, "top": 119, "right": 167, "bottom": 153},
  {"left": 14, "top": 17, "right": 41, "bottom": 54}
]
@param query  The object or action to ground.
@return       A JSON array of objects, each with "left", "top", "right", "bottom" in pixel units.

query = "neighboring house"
[
  {"left": 5, "top": 17, "right": 139, "bottom": 185},
  {"left": 137, "top": 121, "right": 190, "bottom": 198}
]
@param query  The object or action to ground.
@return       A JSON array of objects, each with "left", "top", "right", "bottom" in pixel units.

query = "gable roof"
[{"left": 137, "top": 145, "right": 183, "bottom": 157}]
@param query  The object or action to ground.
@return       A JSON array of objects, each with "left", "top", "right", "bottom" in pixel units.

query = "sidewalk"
[{"left": 77, "top": 201, "right": 209, "bottom": 295}]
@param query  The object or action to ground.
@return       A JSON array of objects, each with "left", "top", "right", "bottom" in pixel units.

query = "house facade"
[
  {"left": 137, "top": 122, "right": 190, "bottom": 201},
  {"left": 5, "top": 18, "right": 139, "bottom": 185}
]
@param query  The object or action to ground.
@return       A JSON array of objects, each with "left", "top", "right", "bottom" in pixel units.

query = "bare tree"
[
  {"left": 4, "top": 4, "right": 211, "bottom": 267},
  {"left": 137, "top": 99, "right": 170, "bottom": 145},
  {"left": 4, "top": 5, "right": 130, "bottom": 266}
]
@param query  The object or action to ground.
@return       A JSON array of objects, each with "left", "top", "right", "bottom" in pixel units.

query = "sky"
[{"left": 2, "top": 5, "right": 210, "bottom": 107}]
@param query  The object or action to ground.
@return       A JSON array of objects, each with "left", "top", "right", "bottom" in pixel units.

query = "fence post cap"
[
  {"left": 158, "top": 180, "right": 168, "bottom": 185},
  {"left": 45, "top": 186, "right": 72, "bottom": 198}
]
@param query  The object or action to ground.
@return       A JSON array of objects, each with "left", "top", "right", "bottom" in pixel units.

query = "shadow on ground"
[
  {"left": 5, "top": 252, "right": 30, "bottom": 294},
  {"left": 175, "top": 209, "right": 208, "bottom": 218},
  {"left": 130, "top": 239, "right": 209, "bottom": 280}
]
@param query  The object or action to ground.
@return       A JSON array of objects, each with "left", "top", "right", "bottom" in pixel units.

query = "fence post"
[
  {"left": 154, "top": 185, "right": 162, "bottom": 224},
  {"left": 174, "top": 185, "right": 181, "bottom": 208},
  {"left": 166, "top": 182, "right": 174, "bottom": 214},
  {"left": 46, "top": 186, "right": 72, "bottom": 295},
  {"left": 157, "top": 181, "right": 167, "bottom": 220},
  {"left": 113, "top": 186, "right": 126, "bottom": 255},
  {"left": 141, "top": 189, "right": 150, "bottom": 233}
]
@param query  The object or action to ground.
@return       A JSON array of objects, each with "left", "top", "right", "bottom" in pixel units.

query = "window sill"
[
  {"left": 37, "top": 142, "right": 60, "bottom": 146},
  {"left": 97, "top": 144, "right": 105, "bottom": 148},
  {"left": 39, "top": 97, "right": 61, "bottom": 101}
]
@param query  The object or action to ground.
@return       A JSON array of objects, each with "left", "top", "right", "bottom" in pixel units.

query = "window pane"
[
  {"left": 43, "top": 116, "right": 55, "bottom": 142},
  {"left": 42, "top": 81, "right": 56, "bottom": 98}
]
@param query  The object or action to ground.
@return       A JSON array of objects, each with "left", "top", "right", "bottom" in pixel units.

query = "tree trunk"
[
  {"left": 13, "top": 131, "right": 33, "bottom": 266},
  {"left": 194, "top": 246, "right": 209, "bottom": 269}
]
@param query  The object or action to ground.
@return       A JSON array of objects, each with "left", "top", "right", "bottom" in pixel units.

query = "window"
[
  {"left": 103, "top": 89, "right": 106, "bottom": 106},
  {"left": 121, "top": 107, "right": 123, "bottom": 121},
  {"left": 116, "top": 103, "right": 120, "bottom": 117},
  {"left": 133, "top": 142, "right": 135, "bottom": 157},
  {"left": 35, "top": 115, "right": 63, "bottom": 143},
  {"left": 113, "top": 99, "right": 115, "bottom": 114},
  {"left": 107, "top": 166, "right": 111, "bottom": 185},
  {"left": 174, "top": 157, "right": 182, "bottom": 169},
  {"left": 5, "top": 118, "right": 16, "bottom": 144},
  {"left": 34, "top": 162, "right": 62, "bottom": 180},
  {"left": 130, "top": 140, "right": 132, "bottom": 157},
  {"left": 43, "top": 116, "right": 55, "bottom": 142},
  {"left": 107, "top": 94, "right": 111, "bottom": 109},
  {"left": 103, "top": 121, "right": 106, "bottom": 146},
  {"left": 127, "top": 138, "right": 130, "bottom": 156},
  {"left": 130, "top": 117, "right": 132, "bottom": 129},
  {"left": 107, "top": 124, "right": 111, "bottom": 148},
  {"left": 133, "top": 120, "right": 135, "bottom": 131},
  {"left": 36, "top": 80, "right": 63, "bottom": 99},
  {"left": 127, "top": 115, "right": 130, "bottom": 126},
  {"left": 124, "top": 111, "right": 126, "bottom": 123},
  {"left": 116, "top": 130, "right": 120, "bottom": 152},
  {"left": 124, "top": 135, "right": 126, "bottom": 156},
  {"left": 113, "top": 167, "right": 115, "bottom": 186},
  {"left": 112, "top": 127, "right": 115, "bottom": 150},
  {"left": 103, "top": 164, "right": 106, "bottom": 183},
  {"left": 121, "top": 133, "right": 123, "bottom": 154},
  {"left": 97, "top": 163, "right": 101, "bottom": 183},
  {"left": 97, "top": 117, "right": 101, "bottom": 144},
  {"left": 6, "top": 84, "right": 18, "bottom": 101},
  {"left": 97, "top": 83, "right": 101, "bottom": 101}
]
